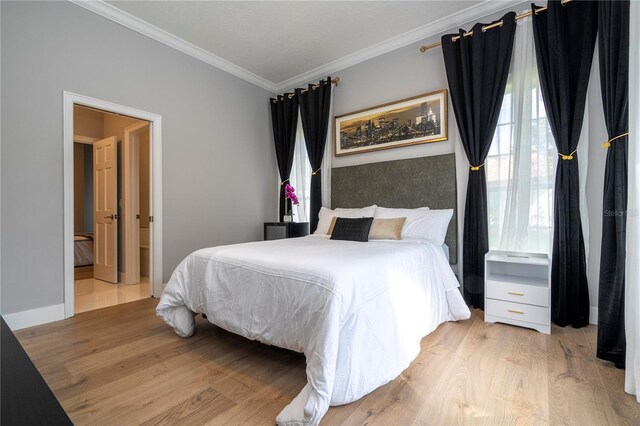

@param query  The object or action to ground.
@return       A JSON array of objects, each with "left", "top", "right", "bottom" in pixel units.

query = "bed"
[
  {"left": 157, "top": 154, "right": 466, "bottom": 425},
  {"left": 74, "top": 233, "right": 94, "bottom": 267},
  {"left": 157, "top": 233, "right": 470, "bottom": 425}
]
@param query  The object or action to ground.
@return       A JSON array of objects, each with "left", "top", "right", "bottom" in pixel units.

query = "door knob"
[{"left": 105, "top": 214, "right": 119, "bottom": 220}]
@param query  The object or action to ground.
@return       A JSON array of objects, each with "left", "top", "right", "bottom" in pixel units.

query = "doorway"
[{"left": 63, "top": 92, "right": 163, "bottom": 318}]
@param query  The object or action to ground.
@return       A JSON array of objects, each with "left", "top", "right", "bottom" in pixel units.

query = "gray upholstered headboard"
[{"left": 331, "top": 153, "right": 458, "bottom": 264}]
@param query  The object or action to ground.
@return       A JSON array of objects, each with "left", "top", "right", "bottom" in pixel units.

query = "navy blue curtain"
[
  {"left": 442, "top": 13, "right": 517, "bottom": 309},
  {"left": 270, "top": 94, "right": 299, "bottom": 222},
  {"left": 596, "top": 0, "right": 629, "bottom": 368},
  {"left": 296, "top": 77, "right": 332, "bottom": 233},
  {"left": 532, "top": 0, "right": 597, "bottom": 327}
]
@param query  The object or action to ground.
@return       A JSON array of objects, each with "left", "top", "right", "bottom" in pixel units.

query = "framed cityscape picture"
[{"left": 334, "top": 89, "right": 448, "bottom": 156}]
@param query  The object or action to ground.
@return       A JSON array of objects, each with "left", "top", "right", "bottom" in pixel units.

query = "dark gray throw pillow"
[{"left": 330, "top": 217, "right": 374, "bottom": 242}]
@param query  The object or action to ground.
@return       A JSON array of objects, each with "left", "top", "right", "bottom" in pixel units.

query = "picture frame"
[{"left": 334, "top": 89, "right": 448, "bottom": 156}]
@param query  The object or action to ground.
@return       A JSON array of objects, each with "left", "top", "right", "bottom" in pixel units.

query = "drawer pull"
[
  {"left": 508, "top": 309, "right": 524, "bottom": 314},
  {"left": 507, "top": 292, "right": 525, "bottom": 296}
]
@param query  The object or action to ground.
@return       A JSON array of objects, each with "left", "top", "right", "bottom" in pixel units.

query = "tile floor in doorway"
[{"left": 74, "top": 276, "right": 150, "bottom": 314}]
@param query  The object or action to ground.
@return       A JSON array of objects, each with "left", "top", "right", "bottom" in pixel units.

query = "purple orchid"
[{"left": 284, "top": 184, "right": 299, "bottom": 205}]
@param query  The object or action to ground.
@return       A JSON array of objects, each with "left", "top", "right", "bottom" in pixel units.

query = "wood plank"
[
  {"left": 63, "top": 354, "right": 199, "bottom": 423},
  {"left": 547, "top": 324, "right": 619, "bottom": 425},
  {"left": 15, "top": 298, "right": 638, "bottom": 426},
  {"left": 414, "top": 313, "right": 516, "bottom": 425},
  {"left": 65, "top": 331, "right": 182, "bottom": 376},
  {"left": 204, "top": 365, "right": 307, "bottom": 425},
  {"left": 583, "top": 325, "right": 640, "bottom": 425},
  {"left": 16, "top": 298, "right": 158, "bottom": 341},
  {"left": 93, "top": 366, "right": 229, "bottom": 426},
  {"left": 336, "top": 311, "right": 477, "bottom": 425},
  {"left": 17, "top": 300, "right": 161, "bottom": 361},
  {"left": 140, "top": 387, "right": 236, "bottom": 426},
  {"left": 481, "top": 325, "right": 549, "bottom": 425},
  {"left": 54, "top": 332, "right": 215, "bottom": 401}
]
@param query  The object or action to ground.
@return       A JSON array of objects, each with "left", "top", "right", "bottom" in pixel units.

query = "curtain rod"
[
  {"left": 419, "top": 0, "right": 573, "bottom": 53},
  {"left": 300, "top": 77, "right": 340, "bottom": 93},
  {"left": 271, "top": 77, "right": 340, "bottom": 102}
]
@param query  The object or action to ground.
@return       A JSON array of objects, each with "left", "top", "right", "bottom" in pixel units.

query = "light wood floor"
[{"left": 15, "top": 298, "right": 639, "bottom": 425}]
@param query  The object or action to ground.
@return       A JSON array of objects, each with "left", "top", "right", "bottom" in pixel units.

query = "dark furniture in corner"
[
  {"left": 1, "top": 317, "right": 72, "bottom": 425},
  {"left": 264, "top": 222, "right": 310, "bottom": 241}
]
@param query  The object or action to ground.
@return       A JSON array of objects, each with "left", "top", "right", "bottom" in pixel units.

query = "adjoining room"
[{"left": 72, "top": 105, "right": 152, "bottom": 313}]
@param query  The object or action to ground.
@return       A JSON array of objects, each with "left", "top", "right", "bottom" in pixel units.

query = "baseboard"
[
  {"left": 2, "top": 304, "right": 65, "bottom": 331},
  {"left": 590, "top": 306, "right": 598, "bottom": 325}
]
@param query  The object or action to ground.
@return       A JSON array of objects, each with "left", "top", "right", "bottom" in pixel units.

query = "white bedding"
[{"left": 156, "top": 235, "right": 470, "bottom": 425}]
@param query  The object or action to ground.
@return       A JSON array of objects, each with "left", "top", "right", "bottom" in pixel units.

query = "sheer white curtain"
[
  {"left": 321, "top": 86, "right": 334, "bottom": 208},
  {"left": 487, "top": 14, "right": 557, "bottom": 254},
  {"left": 289, "top": 85, "right": 333, "bottom": 222},
  {"left": 625, "top": 0, "right": 640, "bottom": 402},
  {"left": 290, "top": 111, "right": 311, "bottom": 222}
]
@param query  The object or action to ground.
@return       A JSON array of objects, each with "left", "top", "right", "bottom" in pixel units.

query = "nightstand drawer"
[
  {"left": 486, "top": 299, "right": 549, "bottom": 326},
  {"left": 486, "top": 280, "right": 548, "bottom": 307}
]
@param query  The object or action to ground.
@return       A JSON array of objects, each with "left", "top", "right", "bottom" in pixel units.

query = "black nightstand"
[{"left": 264, "top": 222, "right": 310, "bottom": 240}]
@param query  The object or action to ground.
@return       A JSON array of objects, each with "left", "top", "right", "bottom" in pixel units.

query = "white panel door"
[{"left": 93, "top": 136, "right": 118, "bottom": 283}]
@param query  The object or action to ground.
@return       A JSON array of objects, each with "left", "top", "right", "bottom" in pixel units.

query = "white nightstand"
[{"left": 484, "top": 250, "right": 551, "bottom": 334}]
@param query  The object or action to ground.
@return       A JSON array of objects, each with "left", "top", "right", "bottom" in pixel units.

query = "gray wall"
[
  {"left": 331, "top": 3, "right": 527, "bottom": 278},
  {"left": 0, "top": 1, "right": 609, "bottom": 319},
  {"left": 330, "top": 1, "right": 607, "bottom": 318},
  {"left": 0, "top": 1, "right": 277, "bottom": 314}
]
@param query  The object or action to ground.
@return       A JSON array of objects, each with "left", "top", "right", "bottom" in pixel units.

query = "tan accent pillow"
[
  {"left": 369, "top": 217, "right": 406, "bottom": 240},
  {"left": 327, "top": 216, "right": 338, "bottom": 235}
]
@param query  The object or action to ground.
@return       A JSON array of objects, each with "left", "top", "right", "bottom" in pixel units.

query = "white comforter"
[{"left": 156, "top": 235, "right": 470, "bottom": 425}]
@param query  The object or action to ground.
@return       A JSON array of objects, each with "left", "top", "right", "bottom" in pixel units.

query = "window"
[
  {"left": 289, "top": 115, "right": 311, "bottom": 222},
  {"left": 487, "top": 92, "right": 514, "bottom": 246},
  {"left": 486, "top": 17, "right": 557, "bottom": 254}
]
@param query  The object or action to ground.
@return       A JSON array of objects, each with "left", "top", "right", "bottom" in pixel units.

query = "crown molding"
[
  {"left": 69, "top": 0, "right": 278, "bottom": 92},
  {"left": 274, "top": 0, "right": 524, "bottom": 92},
  {"left": 70, "top": 0, "right": 523, "bottom": 95}
]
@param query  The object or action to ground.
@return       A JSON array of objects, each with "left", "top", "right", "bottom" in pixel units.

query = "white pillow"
[
  {"left": 315, "top": 205, "right": 377, "bottom": 235},
  {"left": 401, "top": 208, "right": 454, "bottom": 245},
  {"left": 373, "top": 206, "right": 430, "bottom": 220}
]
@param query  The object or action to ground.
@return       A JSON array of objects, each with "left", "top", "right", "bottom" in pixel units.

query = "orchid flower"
[{"left": 284, "top": 184, "right": 299, "bottom": 205}]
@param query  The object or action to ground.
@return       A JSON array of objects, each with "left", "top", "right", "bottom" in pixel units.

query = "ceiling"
[{"left": 78, "top": 1, "right": 521, "bottom": 92}]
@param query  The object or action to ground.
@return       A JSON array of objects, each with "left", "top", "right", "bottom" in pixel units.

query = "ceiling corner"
[
  {"left": 70, "top": 0, "right": 526, "bottom": 95},
  {"left": 274, "top": 0, "right": 525, "bottom": 92},
  {"left": 68, "top": 0, "right": 279, "bottom": 92}
]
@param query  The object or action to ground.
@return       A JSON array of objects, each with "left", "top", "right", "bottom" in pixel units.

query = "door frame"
[
  {"left": 63, "top": 91, "right": 164, "bottom": 318},
  {"left": 122, "top": 121, "right": 148, "bottom": 285}
]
